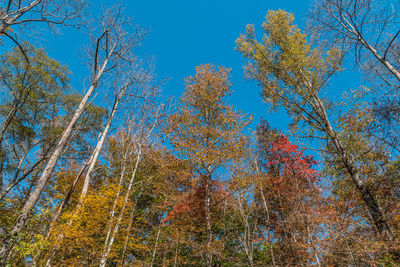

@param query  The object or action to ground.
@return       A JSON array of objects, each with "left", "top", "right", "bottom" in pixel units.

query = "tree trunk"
[
  {"left": 44, "top": 75, "right": 127, "bottom": 266},
  {"left": 120, "top": 186, "right": 143, "bottom": 266},
  {"left": 44, "top": 161, "right": 89, "bottom": 240},
  {"left": 310, "top": 92, "right": 394, "bottom": 241},
  {"left": 237, "top": 196, "right": 254, "bottom": 267},
  {"left": 150, "top": 220, "right": 162, "bottom": 267},
  {"left": 76, "top": 88, "right": 126, "bottom": 210},
  {"left": 337, "top": 12, "right": 400, "bottom": 84},
  {"left": 99, "top": 146, "right": 142, "bottom": 267},
  {"left": 255, "top": 161, "right": 276, "bottom": 267},
  {"left": 0, "top": 37, "right": 115, "bottom": 262},
  {"left": 204, "top": 173, "right": 213, "bottom": 267},
  {"left": 101, "top": 165, "right": 127, "bottom": 262},
  {"left": 0, "top": 89, "right": 32, "bottom": 192}
]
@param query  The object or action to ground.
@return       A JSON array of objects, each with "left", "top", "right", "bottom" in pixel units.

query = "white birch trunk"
[
  {"left": 99, "top": 146, "right": 142, "bottom": 267},
  {"left": 0, "top": 45, "right": 113, "bottom": 260}
]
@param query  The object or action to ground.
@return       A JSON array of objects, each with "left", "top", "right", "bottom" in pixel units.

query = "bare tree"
[
  {"left": 0, "top": 0, "right": 86, "bottom": 61},
  {"left": 310, "top": 0, "right": 400, "bottom": 89},
  {"left": 99, "top": 103, "right": 163, "bottom": 267}
]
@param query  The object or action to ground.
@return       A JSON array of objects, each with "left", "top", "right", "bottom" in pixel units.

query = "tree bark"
[
  {"left": 255, "top": 161, "right": 276, "bottom": 267},
  {"left": 150, "top": 220, "right": 162, "bottom": 267},
  {"left": 0, "top": 35, "right": 116, "bottom": 262},
  {"left": 310, "top": 92, "right": 394, "bottom": 241},
  {"left": 44, "top": 161, "right": 89, "bottom": 240},
  {"left": 76, "top": 81, "right": 128, "bottom": 210},
  {"left": 44, "top": 70, "right": 129, "bottom": 266},
  {"left": 99, "top": 146, "right": 142, "bottom": 267},
  {"left": 204, "top": 173, "right": 213, "bottom": 267},
  {"left": 120, "top": 185, "right": 143, "bottom": 266}
]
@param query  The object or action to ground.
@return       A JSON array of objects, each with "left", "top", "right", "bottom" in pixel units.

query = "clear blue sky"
[
  {"left": 39, "top": 0, "right": 361, "bottom": 136},
  {"left": 123, "top": 0, "right": 312, "bottom": 131}
]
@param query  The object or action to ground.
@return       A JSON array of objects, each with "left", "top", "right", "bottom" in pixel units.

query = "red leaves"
[
  {"left": 268, "top": 135, "right": 319, "bottom": 185},
  {"left": 256, "top": 134, "right": 328, "bottom": 265},
  {"left": 163, "top": 179, "right": 229, "bottom": 224}
]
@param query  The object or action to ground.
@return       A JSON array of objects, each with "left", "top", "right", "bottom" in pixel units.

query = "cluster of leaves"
[{"left": 0, "top": 1, "right": 400, "bottom": 266}]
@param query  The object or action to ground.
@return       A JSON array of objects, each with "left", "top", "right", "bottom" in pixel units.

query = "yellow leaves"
[
  {"left": 47, "top": 183, "right": 127, "bottom": 263},
  {"left": 14, "top": 234, "right": 49, "bottom": 260},
  {"left": 237, "top": 9, "right": 344, "bottom": 110},
  {"left": 166, "top": 64, "right": 250, "bottom": 173}
]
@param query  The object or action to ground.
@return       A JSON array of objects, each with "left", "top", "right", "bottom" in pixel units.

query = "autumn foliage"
[{"left": 0, "top": 1, "right": 400, "bottom": 266}]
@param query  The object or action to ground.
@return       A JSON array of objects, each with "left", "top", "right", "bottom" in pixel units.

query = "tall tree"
[
  {"left": 310, "top": 0, "right": 400, "bottom": 87},
  {"left": 310, "top": 0, "right": 400, "bottom": 155},
  {"left": 166, "top": 64, "right": 249, "bottom": 266},
  {"left": 0, "top": 45, "right": 68, "bottom": 193},
  {"left": 236, "top": 10, "right": 394, "bottom": 244},
  {"left": 0, "top": 6, "right": 140, "bottom": 260}
]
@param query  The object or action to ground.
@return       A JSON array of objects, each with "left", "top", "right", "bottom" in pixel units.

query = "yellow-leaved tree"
[{"left": 165, "top": 64, "right": 250, "bottom": 267}]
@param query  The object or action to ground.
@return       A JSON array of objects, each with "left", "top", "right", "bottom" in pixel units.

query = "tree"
[
  {"left": 0, "top": 6, "right": 141, "bottom": 260},
  {"left": 0, "top": 44, "right": 68, "bottom": 193},
  {"left": 166, "top": 64, "right": 249, "bottom": 266},
  {"left": 0, "top": 0, "right": 86, "bottom": 62},
  {"left": 255, "top": 132, "right": 325, "bottom": 266},
  {"left": 310, "top": 0, "right": 400, "bottom": 156},
  {"left": 236, "top": 9, "right": 394, "bottom": 245},
  {"left": 310, "top": 0, "right": 400, "bottom": 87}
]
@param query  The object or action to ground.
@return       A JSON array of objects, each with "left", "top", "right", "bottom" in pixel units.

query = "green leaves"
[{"left": 236, "top": 10, "right": 343, "bottom": 111}]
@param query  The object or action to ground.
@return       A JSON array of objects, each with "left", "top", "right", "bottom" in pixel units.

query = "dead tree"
[{"left": 0, "top": 0, "right": 86, "bottom": 62}]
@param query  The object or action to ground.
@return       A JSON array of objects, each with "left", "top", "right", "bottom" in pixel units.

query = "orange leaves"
[{"left": 166, "top": 64, "right": 250, "bottom": 174}]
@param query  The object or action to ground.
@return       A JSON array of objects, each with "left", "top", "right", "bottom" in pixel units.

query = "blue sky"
[
  {"left": 29, "top": 0, "right": 362, "bottom": 138},
  {"left": 38, "top": 0, "right": 313, "bottom": 131},
  {"left": 123, "top": 0, "right": 311, "bottom": 131}
]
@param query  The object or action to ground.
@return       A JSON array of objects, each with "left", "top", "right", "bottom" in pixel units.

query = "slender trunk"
[
  {"left": 255, "top": 161, "right": 276, "bottom": 267},
  {"left": 310, "top": 92, "right": 393, "bottom": 241},
  {"left": 0, "top": 65, "right": 105, "bottom": 260},
  {"left": 0, "top": 100, "right": 19, "bottom": 149},
  {"left": 101, "top": 166, "right": 126, "bottom": 260},
  {"left": 0, "top": 148, "right": 49, "bottom": 200},
  {"left": 1, "top": 144, "right": 30, "bottom": 194},
  {"left": 338, "top": 14, "right": 400, "bottom": 83},
  {"left": 299, "top": 69, "right": 394, "bottom": 242},
  {"left": 46, "top": 84, "right": 131, "bottom": 262},
  {"left": 303, "top": 211, "right": 321, "bottom": 267},
  {"left": 0, "top": 38, "right": 118, "bottom": 263},
  {"left": 0, "top": 89, "right": 31, "bottom": 191},
  {"left": 237, "top": 197, "right": 254, "bottom": 267},
  {"left": 346, "top": 240, "right": 358, "bottom": 266},
  {"left": 77, "top": 89, "right": 125, "bottom": 210},
  {"left": 204, "top": 174, "right": 212, "bottom": 267},
  {"left": 44, "top": 77, "right": 124, "bottom": 266},
  {"left": 173, "top": 239, "right": 179, "bottom": 267},
  {"left": 99, "top": 147, "right": 142, "bottom": 267},
  {"left": 44, "top": 161, "right": 89, "bottom": 240},
  {"left": 260, "top": 189, "right": 276, "bottom": 267},
  {"left": 0, "top": 159, "right": 3, "bottom": 192},
  {"left": 120, "top": 186, "right": 143, "bottom": 266},
  {"left": 162, "top": 250, "right": 166, "bottom": 267},
  {"left": 150, "top": 220, "right": 162, "bottom": 267}
]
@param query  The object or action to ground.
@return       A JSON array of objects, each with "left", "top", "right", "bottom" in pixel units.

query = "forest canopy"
[{"left": 0, "top": 0, "right": 399, "bottom": 266}]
